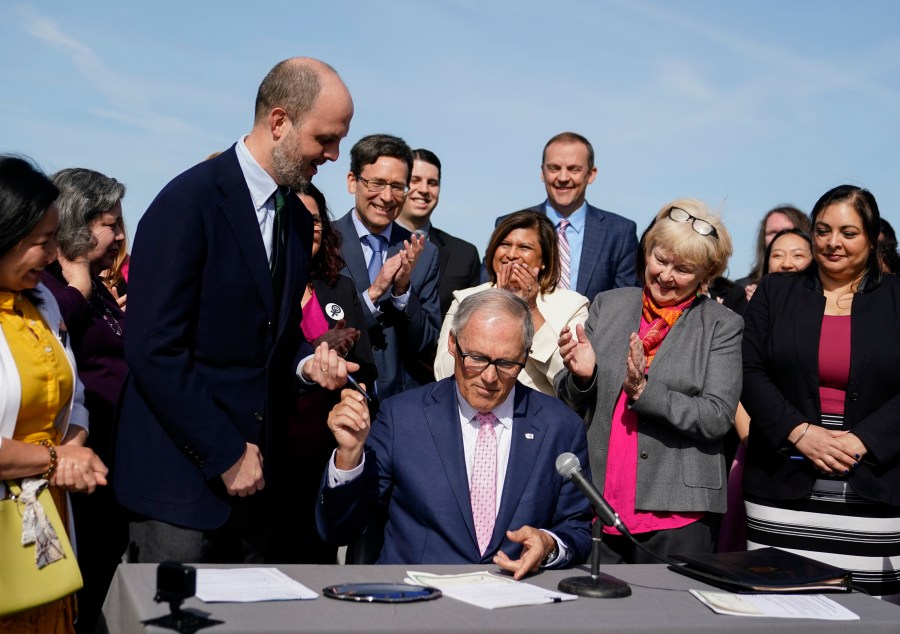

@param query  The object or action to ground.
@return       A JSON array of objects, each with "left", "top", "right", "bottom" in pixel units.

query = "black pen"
[{"left": 346, "top": 374, "right": 372, "bottom": 401}]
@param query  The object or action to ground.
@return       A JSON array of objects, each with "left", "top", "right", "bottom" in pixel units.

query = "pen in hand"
[{"left": 346, "top": 374, "right": 371, "bottom": 401}]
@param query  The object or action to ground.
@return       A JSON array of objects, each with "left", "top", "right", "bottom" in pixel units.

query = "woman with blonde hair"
[{"left": 557, "top": 199, "right": 742, "bottom": 561}]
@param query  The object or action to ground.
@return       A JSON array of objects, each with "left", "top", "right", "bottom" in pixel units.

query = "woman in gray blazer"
[{"left": 556, "top": 199, "right": 743, "bottom": 562}]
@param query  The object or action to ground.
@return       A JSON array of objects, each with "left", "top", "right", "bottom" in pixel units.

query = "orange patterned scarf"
[{"left": 640, "top": 288, "right": 697, "bottom": 368}]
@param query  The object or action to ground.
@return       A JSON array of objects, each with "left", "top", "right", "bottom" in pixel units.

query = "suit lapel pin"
[
  {"left": 325, "top": 303, "right": 344, "bottom": 320},
  {"left": 525, "top": 433, "right": 534, "bottom": 440}
]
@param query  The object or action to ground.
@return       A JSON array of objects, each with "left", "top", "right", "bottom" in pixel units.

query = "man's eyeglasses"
[
  {"left": 357, "top": 176, "right": 409, "bottom": 197},
  {"left": 666, "top": 207, "right": 718, "bottom": 239},
  {"left": 455, "top": 341, "right": 526, "bottom": 376}
]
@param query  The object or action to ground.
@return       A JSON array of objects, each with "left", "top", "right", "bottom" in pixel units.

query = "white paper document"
[
  {"left": 690, "top": 590, "right": 860, "bottom": 620},
  {"left": 196, "top": 568, "right": 318, "bottom": 603},
  {"left": 405, "top": 570, "right": 576, "bottom": 609}
]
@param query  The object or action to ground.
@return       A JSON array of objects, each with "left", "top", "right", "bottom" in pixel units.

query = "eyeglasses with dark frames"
[
  {"left": 357, "top": 176, "right": 409, "bottom": 197},
  {"left": 455, "top": 341, "right": 526, "bottom": 376},
  {"left": 666, "top": 206, "right": 718, "bottom": 239}
]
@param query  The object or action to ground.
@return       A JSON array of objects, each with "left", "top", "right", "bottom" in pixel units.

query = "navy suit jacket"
[
  {"left": 497, "top": 202, "right": 639, "bottom": 300},
  {"left": 317, "top": 379, "right": 593, "bottom": 565},
  {"left": 114, "top": 146, "right": 313, "bottom": 531},
  {"left": 334, "top": 211, "right": 441, "bottom": 399},
  {"left": 428, "top": 226, "right": 482, "bottom": 316}
]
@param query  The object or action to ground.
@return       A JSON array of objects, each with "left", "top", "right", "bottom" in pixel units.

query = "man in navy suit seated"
[
  {"left": 318, "top": 289, "right": 592, "bottom": 578},
  {"left": 497, "top": 132, "right": 639, "bottom": 300}
]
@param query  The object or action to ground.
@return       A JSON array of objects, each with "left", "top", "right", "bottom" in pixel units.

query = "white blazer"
[{"left": 434, "top": 282, "right": 589, "bottom": 395}]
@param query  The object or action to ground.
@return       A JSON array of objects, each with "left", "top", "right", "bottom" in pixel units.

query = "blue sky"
[{"left": 3, "top": 0, "right": 899, "bottom": 278}]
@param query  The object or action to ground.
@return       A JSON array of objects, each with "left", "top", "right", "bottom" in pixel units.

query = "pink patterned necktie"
[
  {"left": 558, "top": 219, "right": 571, "bottom": 290},
  {"left": 471, "top": 412, "right": 498, "bottom": 555}
]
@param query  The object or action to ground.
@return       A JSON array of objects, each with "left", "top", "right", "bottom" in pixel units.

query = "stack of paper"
[
  {"left": 690, "top": 590, "right": 859, "bottom": 620},
  {"left": 196, "top": 568, "right": 318, "bottom": 603},
  {"left": 405, "top": 570, "right": 576, "bottom": 609}
]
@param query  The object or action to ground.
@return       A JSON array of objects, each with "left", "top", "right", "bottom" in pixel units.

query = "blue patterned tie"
[{"left": 364, "top": 233, "right": 388, "bottom": 285}]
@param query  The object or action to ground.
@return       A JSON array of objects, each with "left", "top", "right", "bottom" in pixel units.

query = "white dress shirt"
[{"left": 234, "top": 136, "right": 279, "bottom": 266}]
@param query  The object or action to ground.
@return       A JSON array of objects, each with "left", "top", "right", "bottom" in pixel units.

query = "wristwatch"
[{"left": 542, "top": 541, "right": 559, "bottom": 566}]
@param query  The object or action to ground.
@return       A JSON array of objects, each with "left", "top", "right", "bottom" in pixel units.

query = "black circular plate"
[{"left": 322, "top": 583, "right": 443, "bottom": 603}]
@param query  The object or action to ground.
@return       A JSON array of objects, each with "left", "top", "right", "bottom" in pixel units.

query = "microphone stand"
[{"left": 558, "top": 520, "right": 632, "bottom": 598}]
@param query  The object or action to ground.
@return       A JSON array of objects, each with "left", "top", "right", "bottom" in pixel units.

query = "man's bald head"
[{"left": 254, "top": 57, "right": 342, "bottom": 124}]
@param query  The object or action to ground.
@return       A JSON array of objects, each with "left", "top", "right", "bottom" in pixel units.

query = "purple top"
[{"left": 41, "top": 269, "right": 127, "bottom": 463}]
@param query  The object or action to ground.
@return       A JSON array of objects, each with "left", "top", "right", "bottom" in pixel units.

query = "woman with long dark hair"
[
  {"left": 0, "top": 156, "right": 107, "bottom": 631},
  {"left": 272, "top": 182, "right": 376, "bottom": 564},
  {"left": 743, "top": 185, "right": 900, "bottom": 598}
]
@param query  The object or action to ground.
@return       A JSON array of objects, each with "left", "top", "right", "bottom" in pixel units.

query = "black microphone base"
[{"left": 558, "top": 574, "right": 632, "bottom": 598}]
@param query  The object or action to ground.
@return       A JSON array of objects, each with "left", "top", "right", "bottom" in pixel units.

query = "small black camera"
[
  {"left": 142, "top": 562, "right": 221, "bottom": 633},
  {"left": 155, "top": 561, "right": 197, "bottom": 605}
]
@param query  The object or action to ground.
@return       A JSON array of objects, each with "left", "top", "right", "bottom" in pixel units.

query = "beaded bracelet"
[
  {"left": 792, "top": 422, "right": 811, "bottom": 445},
  {"left": 39, "top": 439, "right": 58, "bottom": 480}
]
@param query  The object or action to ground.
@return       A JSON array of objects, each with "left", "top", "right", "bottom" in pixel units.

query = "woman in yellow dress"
[{"left": 0, "top": 156, "right": 108, "bottom": 633}]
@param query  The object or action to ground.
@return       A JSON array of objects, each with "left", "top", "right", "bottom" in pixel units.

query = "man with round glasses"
[
  {"left": 334, "top": 134, "right": 442, "bottom": 400},
  {"left": 317, "top": 289, "right": 592, "bottom": 576}
]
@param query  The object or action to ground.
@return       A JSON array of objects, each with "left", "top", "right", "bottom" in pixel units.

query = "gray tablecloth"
[{"left": 98, "top": 563, "right": 900, "bottom": 634}]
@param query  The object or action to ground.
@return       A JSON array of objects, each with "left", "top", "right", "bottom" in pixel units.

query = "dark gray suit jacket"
[
  {"left": 334, "top": 211, "right": 441, "bottom": 399},
  {"left": 428, "top": 226, "right": 481, "bottom": 316},
  {"left": 556, "top": 288, "right": 743, "bottom": 514},
  {"left": 498, "top": 202, "right": 639, "bottom": 300}
]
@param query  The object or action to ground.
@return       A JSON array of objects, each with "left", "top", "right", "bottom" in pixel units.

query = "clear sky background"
[{"left": 3, "top": 0, "right": 898, "bottom": 279}]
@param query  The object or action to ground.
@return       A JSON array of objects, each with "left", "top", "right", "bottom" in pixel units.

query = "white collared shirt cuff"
[
  {"left": 327, "top": 449, "right": 366, "bottom": 487},
  {"left": 390, "top": 289, "right": 410, "bottom": 310},
  {"left": 296, "top": 355, "right": 316, "bottom": 384},
  {"left": 363, "top": 291, "right": 382, "bottom": 317},
  {"left": 539, "top": 529, "right": 569, "bottom": 568}
]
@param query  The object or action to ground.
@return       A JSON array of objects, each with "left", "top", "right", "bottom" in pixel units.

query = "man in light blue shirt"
[
  {"left": 496, "top": 132, "right": 639, "bottom": 301},
  {"left": 333, "top": 134, "right": 441, "bottom": 401}
]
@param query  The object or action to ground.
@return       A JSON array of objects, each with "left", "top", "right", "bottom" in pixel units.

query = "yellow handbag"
[{"left": 0, "top": 479, "right": 84, "bottom": 617}]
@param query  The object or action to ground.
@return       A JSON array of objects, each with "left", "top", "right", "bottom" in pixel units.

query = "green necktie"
[{"left": 270, "top": 187, "right": 286, "bottom": 277}]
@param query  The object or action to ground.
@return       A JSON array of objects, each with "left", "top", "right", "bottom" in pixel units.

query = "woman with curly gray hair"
[{"left": 40, "top": 167, "right": 128, "bottom": 634}]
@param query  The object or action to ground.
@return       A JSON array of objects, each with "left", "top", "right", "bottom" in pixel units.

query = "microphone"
[
  {"left": 553, "top": 452, "right": 632, "bottom": 599},
  {"left": 555, "top": 453, "right": 622, "bottom": 531}
]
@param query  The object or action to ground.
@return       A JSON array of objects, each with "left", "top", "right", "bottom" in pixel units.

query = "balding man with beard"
[{"left": 115, "top": 58, "right": 357, "bottom": 563}]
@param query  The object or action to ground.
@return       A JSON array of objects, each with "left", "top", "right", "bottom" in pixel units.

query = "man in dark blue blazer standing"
[
  {"left": 318, "top": 290, "right": 592, "bottom": 577},
  {"left": 397, "top": 148, "right": 482, "bottom": 316},
  {"left": 115, "top": 58, "right": 357, "bottom": 563},
  {"left": 497, "top": 132, "right": 639, "bottom": 300},
  {"left": 333, "top": 135, "right": 442, "bottom": 400}
]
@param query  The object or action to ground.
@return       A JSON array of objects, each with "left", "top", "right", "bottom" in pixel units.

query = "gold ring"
[{"left": 321, "top": 367, "right": 327, "bottom": 372}]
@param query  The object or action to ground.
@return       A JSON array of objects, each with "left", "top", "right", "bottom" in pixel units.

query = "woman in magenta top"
[
  {"left": 556, "top": 199, "right": 742, "bottom": 561},
  {"left": 272, "top": 182, "right": 376, "bottom": 564},
  {"left": 743, "top": 185, "right": 900, "bottom": 598}
]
